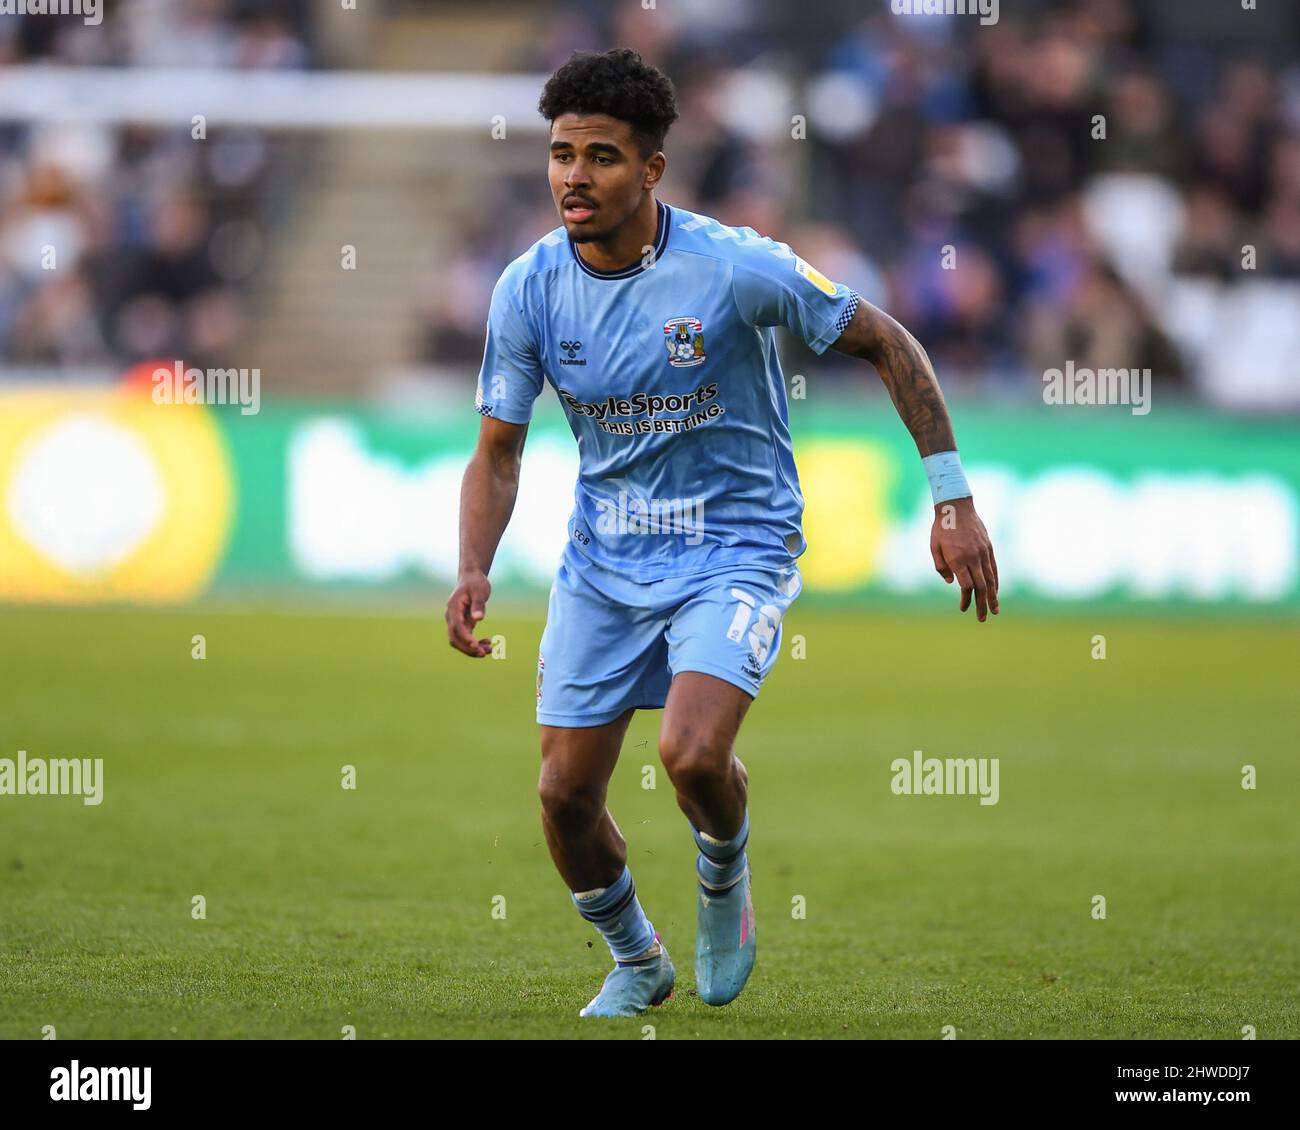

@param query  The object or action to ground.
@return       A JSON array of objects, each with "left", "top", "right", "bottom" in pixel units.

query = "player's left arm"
[{"left": 829, "top": 297, "right": 999, "bottom": 621}]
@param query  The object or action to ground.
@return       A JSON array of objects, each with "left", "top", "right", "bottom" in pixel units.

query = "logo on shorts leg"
[{"left": 536, "top": 654, "right": 545, "bottom": 706}]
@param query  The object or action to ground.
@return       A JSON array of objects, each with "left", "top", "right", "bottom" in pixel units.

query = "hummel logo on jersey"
[{"left": 558, "top": 340, "right": 586, "bottom": 365}]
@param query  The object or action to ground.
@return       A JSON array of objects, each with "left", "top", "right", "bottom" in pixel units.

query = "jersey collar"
[{"left": 569, "top": 199, "right": 671, "bottom": 281}]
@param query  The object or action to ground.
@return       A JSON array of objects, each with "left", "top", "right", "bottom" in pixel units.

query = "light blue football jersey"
[{"left": 475, "top": 199, "right": 860, "bottom": 582}]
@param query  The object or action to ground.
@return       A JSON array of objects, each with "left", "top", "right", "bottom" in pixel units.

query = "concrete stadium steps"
[
  {"left": 373, "top": 7, "right": 540, "bottom": 72},
  {"left": 243, "top": 5, "right": 544, "bottom": 395},
  {"left": 245, "top": 135, "right": 443, "bottom": 395}
]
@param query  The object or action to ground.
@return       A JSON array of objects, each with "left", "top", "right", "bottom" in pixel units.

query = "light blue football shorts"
[{"left": 535, "top": 543, "right": 803, "bottom": 728}]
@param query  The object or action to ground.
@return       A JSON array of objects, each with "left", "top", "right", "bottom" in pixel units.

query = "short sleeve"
[
  {"left": 475, "top": 273, "right": 545, "bottom": 424},
  {"left": 731, "top": 238, "right": 860, "bottom": 355}
]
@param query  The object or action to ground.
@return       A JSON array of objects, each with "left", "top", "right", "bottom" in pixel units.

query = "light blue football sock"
[
  {"left": 572, "top": 865, "right": 658, "bottom": 965},
  {"left": 692, "top": 810, "right": 749, "bottom": 892}
]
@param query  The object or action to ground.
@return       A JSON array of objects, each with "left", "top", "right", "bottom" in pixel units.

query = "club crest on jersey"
[{"left": 664, "top": 316, "right": 705, "bottom": 368}]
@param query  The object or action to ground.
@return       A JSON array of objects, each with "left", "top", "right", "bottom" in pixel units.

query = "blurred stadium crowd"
[
  {"left": 0, "top": 0, "right": 311, "bottom": 372},
  {"left": 3, "top": 0, "right": 1299, "bottom": 409}
]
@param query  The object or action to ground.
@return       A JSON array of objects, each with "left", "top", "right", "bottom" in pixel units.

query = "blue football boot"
[
  {"left": 695, "top": 865, "right": 756, "bottom": 1006},
  {"left": 579, "top": 937, "right": 676, "bottom": 1018}
]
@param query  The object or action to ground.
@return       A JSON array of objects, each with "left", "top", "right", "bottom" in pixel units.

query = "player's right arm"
[
  {"left": 446, "top": 264, "right": 545, "bottom": 657},
  {"left": 446, "top": 416, "right": 528, "bottom": 657}
]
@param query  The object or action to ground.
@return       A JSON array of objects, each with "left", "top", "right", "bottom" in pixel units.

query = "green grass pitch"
[{"left": 1, "top": 602, "right": 1296, "bottom": 1039}]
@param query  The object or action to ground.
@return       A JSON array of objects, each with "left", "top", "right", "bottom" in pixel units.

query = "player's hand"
[
  {"left": 445, "top": 571, "right": 493, "bottom": 657},
  {"left": 930, "top": 497, "right": 999, "bottom": 622}
]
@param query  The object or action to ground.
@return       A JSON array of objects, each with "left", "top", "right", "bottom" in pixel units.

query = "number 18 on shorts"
[{"left": 535, "top": 553, "right": 803, "bottom": 728}]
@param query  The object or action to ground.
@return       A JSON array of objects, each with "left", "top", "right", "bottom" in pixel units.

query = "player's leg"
[
  {"left": 535, "top": 550, "right": 677, "bottom": 1017},
  {"left": 660, "top": 563, "right": 802, "bottom": 1005},
  {"left": 659, "top": 672, "right": 757, "bottom": 1006},
  {"left": 538, "top": 710, "right": 634, "bottom": 893},
  {"left": 540, "top": 717, "right": 676, "bottom": 1017},
  {"left": 658, "top": 672, "right": 752, "bottom": 842}
]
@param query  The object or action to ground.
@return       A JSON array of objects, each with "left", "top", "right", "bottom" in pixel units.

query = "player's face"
[{"left": 548, "top": 114, "right": 654, "bottom": 243}]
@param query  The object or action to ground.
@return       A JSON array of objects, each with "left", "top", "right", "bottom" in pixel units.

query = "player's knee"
[
  {"left": 537, "top": 770, "right": 604, "bottom": 832},
  {"left": 734, "top": 755, "right": 749, "bottom": 791},
  {"left": 660, "top": 730, "right": 731, "bottom": 795}
]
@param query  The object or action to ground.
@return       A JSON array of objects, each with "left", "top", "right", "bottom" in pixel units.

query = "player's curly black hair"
[{"left": 538, "top": 48, "right": 679, "bottom": 158}]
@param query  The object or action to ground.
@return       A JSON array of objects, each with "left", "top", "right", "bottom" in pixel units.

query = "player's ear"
[{"left": 643, "top": 151, "right": 666, "bottom": 190}]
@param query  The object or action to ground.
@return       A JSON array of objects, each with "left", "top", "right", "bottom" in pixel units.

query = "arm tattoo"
[{"left": 829, "top": 298, "right": 956, "bottom": 456}]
